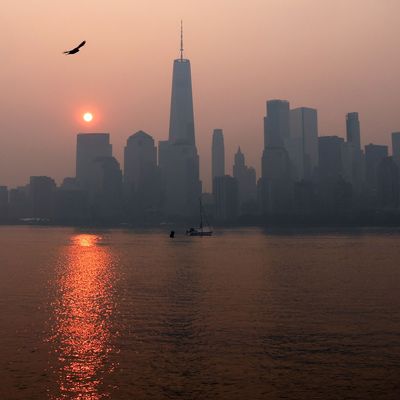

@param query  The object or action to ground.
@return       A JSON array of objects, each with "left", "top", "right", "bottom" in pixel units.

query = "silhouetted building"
[
  {"left": 318, "top": 136, "right": 345, "bottom": 181},
  {"left": 377, "top": 157, "right": 399, "bottom": 209},
  {"left": 0, "top": 186, "right": 8, "bottom": 219},
  {"left": 318, "top": 177, "right": 353, "bottom": 214},
  {"left": 159, "top": 140, "right": 201, "bottom": 217},
  {"left": 365, "top": 144, "right": 388, "bottom": 190},
  {"left": 124, "top": 131, "right": 161, "bottom": 219},
  {"left": 212, "top": 129, "right": 225, "bottom": 193},
  {"left": 60, "top": 177, "right": 79, "bottom": 190},
  {"left": 158, "top": 26, "right": 201, "bottom": 217},
  {"left": 261, "top": 100, "right": 293, "bottom": 214},
  {"left": 213, "top": 175, "right": 238, "bottom": 221},
  {"left": 342, "top": 141, "right": 354, "bottom": 184},
  {"left": 346, "top": 112, "right": 361, "bottom": 151},
  {"left": 392, "top": 132, "right": 400, "bottom": 166},
  {"left": 8, "top": 186, "right": 29, "bottom": 219},
  {"left": 294, "top": 180, "right": 318, "bottom": 215},
  {"left": 318, "top": 136, "right": 353, "bottom": 213},
  {"left": 233, "top": 147, "right": 257, "bottom": 213},
  {"left": 76, "top": 133, "right": 112, "bottom": 192},
  {"left": 289, "top": 107, "right": 319, "bottom": 181},
  {"left": 346, "top": 112, "right": 364, "bottom": 191},
  {"left": 264, "top": 99, "right": 290, "bottom": 148},
  {"left": 201, "top": 192, "right": 215, "bottom": 219},
  {"left": 55, "top": 178, "right": 87, "bottom": 221},
  {"left": 168, "top": 34, "right": 195, "bottom": 146},
  {"left": 92, "top": 156, "right": 123, "bottom": 220},
  {"left": 29, "top": 176, "right": 57, "bottom": 219}
]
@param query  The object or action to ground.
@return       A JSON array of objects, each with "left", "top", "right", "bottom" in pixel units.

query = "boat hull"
[{"left": 187, "top": 231, "right": 213, "bottom": 237}]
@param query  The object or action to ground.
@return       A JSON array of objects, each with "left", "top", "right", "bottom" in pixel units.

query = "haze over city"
[{"left": 1, "top": 0, "right": 400, "bottom": 190}]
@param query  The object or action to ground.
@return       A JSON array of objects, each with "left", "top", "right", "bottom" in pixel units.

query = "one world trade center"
[{"left": 159, "top": 23, "right": 202, "bottom": 217}]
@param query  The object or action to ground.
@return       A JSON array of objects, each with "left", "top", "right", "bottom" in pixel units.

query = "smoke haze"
[{"left": 1, "top": 0, "right": 400, "bottom": 190}]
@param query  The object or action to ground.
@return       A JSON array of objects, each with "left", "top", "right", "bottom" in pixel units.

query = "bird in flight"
[{"left": 63, "top": 40, "right": 86, "bottom": 55}]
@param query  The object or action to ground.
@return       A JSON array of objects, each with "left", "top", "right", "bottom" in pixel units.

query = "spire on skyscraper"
[
  {"left": 168, "top": 21, "right": 195, "bottom": 145},
  {"left": 180, "top": 20, "right": 184, "bottom": 60},
  {"left": 234, "top": 146, "right": 245, "bottom": 167}
]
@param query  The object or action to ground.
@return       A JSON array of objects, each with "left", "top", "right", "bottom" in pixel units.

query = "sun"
[{"left": 83, "top": 112, "right": 93, "bottom": 122}]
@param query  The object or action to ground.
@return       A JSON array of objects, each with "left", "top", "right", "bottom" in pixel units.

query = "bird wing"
[
  {"left": 77, "top": 40, "right": 86, "bottom": 49},
  {"left": 63, "top": 40, "right": 85, "bottom": 54}
]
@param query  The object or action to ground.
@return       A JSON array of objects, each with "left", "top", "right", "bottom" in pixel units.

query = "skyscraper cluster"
[
  {"left": 1, "top": 34, "right": 400, "bottom": 226},
  {"left": 256, "top": 102, "right": 400, "bottom": 222}
]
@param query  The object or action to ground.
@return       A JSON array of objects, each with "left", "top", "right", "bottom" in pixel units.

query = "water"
[{"left": 1, "top": 226, "right": 400, "bottom": 399}]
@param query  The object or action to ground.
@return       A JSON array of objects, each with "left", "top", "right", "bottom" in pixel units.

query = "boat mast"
[{"left": 199, "top": 197, "right": 203, "bottom": 232}]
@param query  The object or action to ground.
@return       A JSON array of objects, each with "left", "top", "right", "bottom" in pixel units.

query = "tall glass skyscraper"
[
  {"left": 212, "top": 129, "right": 225, "bottom": 180},
  {"left": 346, "top": 112, "right": 361, "bottom": 151},
  {"left": 264, "top": 99, "right": 290, "bottom": 148},
  {"left": 260, "top": 99, "right": 293, "bottom": 214},
  {"left": 168, "top": 57, "right": 195, "bottom": 146},
  {"left": 158, "top": 24, "right": 201, "bottom": 217},
  {"left": 289, "top": 107, "right": 319, "bottom": 181},
  {"left": 345, "top": 112, "right": 364, "bottom": 191}
]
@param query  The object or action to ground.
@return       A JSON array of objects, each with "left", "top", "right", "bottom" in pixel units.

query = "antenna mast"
[{"left": 180, "top": 20, "right": 184, "bottom": 60}]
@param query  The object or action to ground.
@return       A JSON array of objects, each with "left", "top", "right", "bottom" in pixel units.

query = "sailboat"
[{"left": 186, "top": 198, "right": 213, "bottom": 236}]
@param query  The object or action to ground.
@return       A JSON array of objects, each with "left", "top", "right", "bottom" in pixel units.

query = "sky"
[{"left": 1, "top": 0, "right": 400, "bottom": 190}]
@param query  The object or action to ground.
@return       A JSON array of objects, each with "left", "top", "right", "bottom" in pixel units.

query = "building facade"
[
  {"left": 212, "top": 129, "right": 225, "bottom": 185},
  {"left": 76, "top": 133, "right": 112, "bottom": 192},
  {"left": 158, "top": 28, "right": 201, "bottom": 217},
  {"left": 289, "top": 107, "right": 319, "bottom": 181}
]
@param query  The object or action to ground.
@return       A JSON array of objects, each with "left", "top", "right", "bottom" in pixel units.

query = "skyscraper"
[
  {"left": 318, "top": 136, "right": 353, "bottom": 212},
  {"left": 213, "top": 175, "right": 238, "bottom": 221},
  {"left": 91, "top": 156, "right": 123, "bottom": 219},
  {"left": 124, "top": 131, "right": 160, "bottom": 218},
  {"left": 233, "top": 147, "right": 245, "bottom": 173},
  {"left": 264, "top": 100, "right": 290, "bottom": 148},
  {"left": 392, "top": 132, "right": 400, "bottom": 166},
  {"left": 212, "top": 129, "right": 225, "bottom": 181},
  {"left": 345, "top": 112, "right": 364, "bottom": 191},
  {"left": 55, "top": 178, "right": 86, "bottom": 222},
  {"left": 365, "top": 144, "right": 388, "bottom": 190},
  {"left": 168, "top": 23, "right": 195, "bottom": 146},
  {"left": 158, "top": 23, "right": 201, "bottom": 217},
  {"left": 318, "top": 136, "right": 345, "bottom": 181},
  {"left": 232, "top": 147, "right": 257, "bottom": 210},
  {"left": 289, "top": 107, "right": 319, "bottom": 181},
  {"left": 76, "top": 133, "right": 112, "bottom": 191},
  {"left": 346, "top": 112, "right": 361, "bottom": 151},
  {"left": 124, "top": 131, "right": 157, "bottom": 190},
  {"left": 8, "top": 186, "right": 29, "bottom": 219},
  {"left": 261, "top": 99, "right": 293, "bottom": 214},
  {"left": 377, "top": 157, "right": 399, "bottom": 208},
  {"left": 0, "top": 186, "right": 8, "bottom": 219},
  {"left": 29, "top": 176, "right": 57, "bottom": 218}
]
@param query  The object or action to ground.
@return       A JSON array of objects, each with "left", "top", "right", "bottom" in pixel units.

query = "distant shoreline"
[{"left": 2, "top": 214, "right": 400, "bottom": 231}]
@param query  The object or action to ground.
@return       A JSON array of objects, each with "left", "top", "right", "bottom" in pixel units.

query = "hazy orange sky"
[{"left": 1, "top": 0, "right": 400, "bottom": 190}]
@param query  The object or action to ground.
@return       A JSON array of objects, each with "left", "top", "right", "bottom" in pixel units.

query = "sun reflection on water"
[{"left": 51, "top": 234, "right": 116, "bottom": 399}]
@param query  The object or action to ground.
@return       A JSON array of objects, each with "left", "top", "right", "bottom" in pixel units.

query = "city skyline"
[
  {"left": 1, "top": 22, "right": 400, "bottom": 224},
  {"left": 1, "top": 1, "right": 400, "bottom": 189},
  {"left": 2, "top": 100, "right": 400, "bottom": 192}
]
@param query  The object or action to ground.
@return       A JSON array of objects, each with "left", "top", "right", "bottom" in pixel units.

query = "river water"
[{"left": 1, "top": 226, "right": 400, "bottom": 399}]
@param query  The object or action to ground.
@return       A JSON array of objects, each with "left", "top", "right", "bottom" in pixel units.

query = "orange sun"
[{"left": 83, "top": 112, "right": 93, "bottom": 122}]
